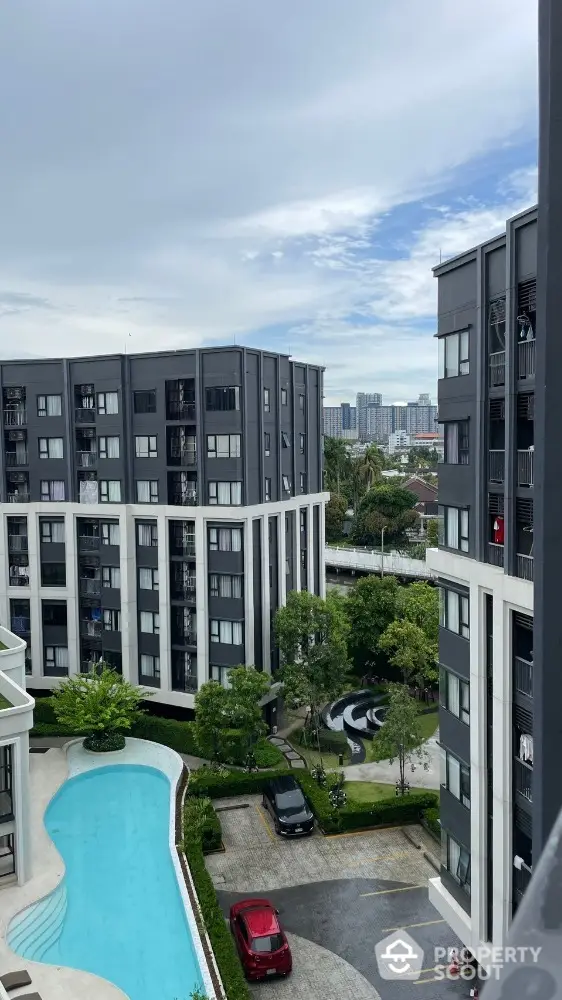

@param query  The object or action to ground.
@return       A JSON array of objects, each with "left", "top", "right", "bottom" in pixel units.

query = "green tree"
[
  {"left": 369, "top": 682, "right": 429, "bottom": 792},
  {"left": 323, "top": 437, "right": 351, "bottom": 494},
  {"left": 426, "top": 518, "right": 439, "bottom": 547},
  {"left": 351, "top": 483, "right": 418, "bottom": 547},
  {"left": 378, "top": 620, "right": 436, "bottom": 686},
  {"left": 345, "top": 575, "right": 400, "bottom": 673},
  {"left": 194, "top": 666, "right": 270, "bottom": 760},
  {"left": 400, "top": 581, "right": 439, "bottom": 651},
  {"left": 274, "top": 590, "right": 350, "bottom": 735},
  {"left": 194, "top": 681, "right": 230, "bottom": 760},
  {"left": 52, "top": 665, "right": 147, "bottom": 752},
  {"left": 356, "top": 444, "right": 385, "bottom": 490},
  {"left": 325, "top": 493, "right": 349, "bottom": 543}
]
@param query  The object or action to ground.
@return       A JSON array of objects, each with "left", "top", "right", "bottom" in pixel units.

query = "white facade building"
[{"left": 0, "top": 626, "right": 34, "bottom": 888}]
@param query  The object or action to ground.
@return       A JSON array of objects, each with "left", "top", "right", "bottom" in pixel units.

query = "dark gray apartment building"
[
  {"left": 0, "top": 347, "right": 327, "bottom": 711},
  {"left": 428, "top": 208, "right": 537, "bottom": 953}
]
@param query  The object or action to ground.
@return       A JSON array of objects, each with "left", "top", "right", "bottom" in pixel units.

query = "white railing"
[
  {"left": 517, "top": 449, "right": 534, "bottom": 486},
  {"left": 489, "top": 351, "right": 506, "bottom": 387},
  {"left": 325, "top": 546, "right": 435, "bottom": 579}
]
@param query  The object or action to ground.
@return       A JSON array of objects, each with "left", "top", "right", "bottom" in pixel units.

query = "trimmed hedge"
[
  {"left": 188, "top": 766, "right": 439, "bottom": 835},
  {"left": 252, "top": 739, "right": 285, "bottom": 768},
  {"left": 422, "top": 806, "right": 441, "bottom": 841},
  {"left": 184, "top": 796, "right": 223, "bottom": 853},
  {"left": 298, "top": 726, "right": 349, "bottom": 755},
  {"left": 183, "top": 834, "right": 250, "bottom": 1000}
]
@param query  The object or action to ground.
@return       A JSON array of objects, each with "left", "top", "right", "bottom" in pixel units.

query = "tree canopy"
[
  {"left": 345, "top": 574, "right": 400, "bottom": 671},
  {"left": 369, "top": 682, "right": 429, "bottom": 792},
  {"left": 378, "top": 581, "right": 439, "bottom": 685},
  {"left": 351, "top": 483, "right": 419, "bottom": 547},
  {"left": 52, "top": 665, "right": 147, "bottom": 751},
  {"left": 194, "top": 666, "right": 270, "bottom": 760},
  {"left": 325, "top": 493, "right": 349, "bottom": 543}
]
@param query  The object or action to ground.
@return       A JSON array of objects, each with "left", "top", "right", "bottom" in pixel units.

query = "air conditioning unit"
[{"left": 5, "top": 387, "right": 23, "bottom": 400}]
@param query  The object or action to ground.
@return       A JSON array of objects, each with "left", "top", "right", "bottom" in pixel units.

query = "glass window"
[
  {"left": 443, "top": 832, "right": 471, "bottom": 892},
  {"left": 100, "top": 480, "right": 121, "bottom": 503},
  {"left": 264, "top": 388, "right": 270, "bottom": 412},
  {"left": 133, "top": 390, "right": 156, "bottom": 414},
  {"left": 98, "top": 436, "right": 120, "bottom": 459},
  {"left": 40, "top": 480, "right": 65, "bottom": 501},
  {"left": 40, "top": 520, "right": 65, "bottom": 544},
  {"left": 438, "top": 331, "right": 470, "bottom": 379},
  {"left": 102, "top": 566, "right": 121, "bottom": 589},
  {"left": 281, "top": 387, "right": 287, "bottom": 406},
  {"left": 135, "top": 435, "right": 157, "bottom": 458},
  {"left": 208, "top": 481, "right": 242, "bottom": 505},
  {"left": 281, "top": 431, "right": 290, "bottom": 448},
  {"left": 440, "top": 667, "right": 470, "bottom": 725},
  {"left": 140, "top": 654, "right": 160, "bottom": 678},
  {"left": 300, "top": 472, "right": 307, "bottom": 493},
  {"left": 136, "top": 480, "right": 159, "bottom": 503},
  {"left": 37, "top": 394, "right": 62, "bottom": 417},
  {"left": 139, "top": 567, "right": 159, "bottom": 590},
  {"left": 210, "top": 619, "right": 243, "bottom": 645},
  {"left": 265, "top": 478, "right": 271, "bottom": 501},
  {"left": 40, "top": 562, "right": 66, "bottom": 587},
  {"left": 207, "top": 434, "right": 241, "bottom": 459},
  {"left": 299, "top": 394, "right": 305, "bottom": 410},
  {"left": 137, "top": 522, "right": 158, "bottom": 546},
  {"left": 44, "top": 645, "right": 69, "bottom": 670},
  {"left": 140, "top": 611, "right": 159, "bottom": 634},
  {"left": 264, "top": 432, "right": 270, "bottom": 456},
  {"left": 210, "top": 664, "right": 233, "bottom": 688},
  {"left": 39, "top": 438, "right": 63, "bottom": 460},
  {"left": 209, "top": 574, "right": 242, "bottom": 599},
  {"left": 440, "top": 586, "right": 469, "bottom": 638},
  {"left": 97, "top": 391, "right": 119, "bottom": 415},
  {"left": 444, "top": 421, "right": 469, "bottom": 464},
  {"left": 101, "top": 522, "right": 120, "bottom": 546},
  {"left": 103, "top": 609, "right": 121, "bottom": 631},
  {"left": 208, "top": 526, "right": 242, "bottom": 552},
  {"left": 282, "top": 475, "right": 291, "bottom": 494},
  {"left": 439, "top": 506, "right": 469, "bottom": 552},
  {"left": 299, "top": 433, "right": 305, "bottom": 454},
  {"left": 205, "top": 386, "right": 240, "bottom": 411}
]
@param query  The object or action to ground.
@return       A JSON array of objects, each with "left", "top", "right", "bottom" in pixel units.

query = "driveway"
[{"left": 206, "top": 796, "right": 471, "bottom": 1000}]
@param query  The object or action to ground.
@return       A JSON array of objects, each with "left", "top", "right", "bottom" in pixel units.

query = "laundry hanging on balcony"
[
  {"left": 493, "top": 516, "right": 504, "bottom": 545},
  {"left": 520, "top": 733, "right": 533, "bottom": 764}
]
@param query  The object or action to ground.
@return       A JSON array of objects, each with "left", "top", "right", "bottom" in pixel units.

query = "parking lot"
[{"left": 206, "top": 795, "right": 470, "bottom": 1000}]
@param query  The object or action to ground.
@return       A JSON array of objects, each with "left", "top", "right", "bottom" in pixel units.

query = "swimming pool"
[{"left": 8, "top": 762, "right": 206, "bottom": 1000}]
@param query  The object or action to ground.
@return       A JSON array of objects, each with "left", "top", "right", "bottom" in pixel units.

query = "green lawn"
[
  {"left": 417, "top": 707, "right": 439, "bottom": 740},
  {"left": 345, "top": 780, "right": 397, "bottom": 803},
  {"left": 0, "top": 693, "right": 12, "bottom": 710},
  {"left": 297, "top": 743, "right": 350, "bottom": 769},
  {"left": 0, "top": 641, "right": 7, "bottom": 650}
]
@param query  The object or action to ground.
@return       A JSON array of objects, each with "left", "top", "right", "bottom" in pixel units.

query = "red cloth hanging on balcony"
[{"left": 493, "top": 516, "right": 504, "bottom": 545}]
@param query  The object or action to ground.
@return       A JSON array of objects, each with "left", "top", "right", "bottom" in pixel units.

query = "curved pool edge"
[{"left": 6, "top": 738, "right": 221, "bottom": 1000}]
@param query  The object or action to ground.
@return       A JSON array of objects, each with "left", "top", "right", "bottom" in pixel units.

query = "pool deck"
[{"left": 0, "top": 748, "right": 127, "bottom": 1000}]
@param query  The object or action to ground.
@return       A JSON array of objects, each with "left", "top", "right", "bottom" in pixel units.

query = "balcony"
[
  {"left": 168, "top": 447, "right": 197, "bottom": 467},
  {"left": 518, "top": 338, "right": 536, "bottom": 380},
  {"left": 512, "top": 862, "right": 533, "bottom": 914},
  {"left": 166, "top": 401, "right": 196, "bottom": 421},
  {"left": 170, "top": 538, "right": 196, "bottom": 558},
  {"left": 9, "top": 569, "right": 29, "bottom": 587},
  {"left": 488, "top": 542, "right": 504, "bottom": 567},
  {"left": 516, "top": 553, "right": 534, "bottom": 581},
  {"left": 5, "top": 451, "right": 28, "bottom": 467},
  {"left": 3, "top": 408, "right": 27, "bottom": 427},
  {"left": 80, "top": 620, "right": 102, "bottom": 639},
  {"left": 170, "top": 489, "right": 198, "bottom": 507},
  {"left": 8, "top": 535, "right": 28, "bottom": 552},
  {"left": 517, "top": 449, "right": 534, "bottom": 487},
  {"left": 10, "top": 617, "right": 30, "bottom": 636},
  {"left": 78, "top": 535, "right": 100, "bottom": 551},
  {"left": 7, "top": 493, "right": 30, "bottom": 504},
  {"left": 79, "top": 578, "right": 101, "bottom": 597},
  {"left": 75, "top": 407, "right": 96, "bottom": 424},
  {"left": 489, "top": 351, "right": 506, "bottom": 387},
  {"left": 171, "top": 580, "right": 196, "bottom": 602},
  {"left": 514, "top": 656, "right": 533, "bottom": 697},
  {"left": 489, "top": 449, "right": 505, "bottom": 484},
  {"left": 514, "top": 757, "right": 532, "bottom": 802},
  {"left": 77, "top": 451, "right": 97, "bottom": 468}
]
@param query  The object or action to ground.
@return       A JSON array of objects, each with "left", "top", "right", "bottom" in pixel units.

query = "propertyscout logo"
[{"left": 375, "top": 931, "right": 424, "bottom": 981}]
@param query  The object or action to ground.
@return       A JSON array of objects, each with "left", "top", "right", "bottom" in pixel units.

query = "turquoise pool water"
[{"left": 8, "top": 764, "right": 204, "bottom": 1000}]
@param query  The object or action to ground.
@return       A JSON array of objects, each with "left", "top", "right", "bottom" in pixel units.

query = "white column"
[
  {"left": 293, "top": 507, "right": 301, "bottom": 593},
  {"left": 491, "top": 592, "right": 512, "bottom": 946},
  {"left": 27, "top": 511, "right": 42, "bottom": 679},
  {"left": 261, "top": 515, "right": 271, "bottom": 673},
  {"left": 278, "top": 511, "right": 287, "bottom": 604},
  {"left": 119, "top": 508, "right": 138, "bottom": 685},
  {"left": 157, "top": 513, "right": 171, "bottom": 692},
  {"left": 307, "top": 502, "right": 315, "bottom": 592},
  {"left": 195, "top": 515, "right": 208, "bottom": 689},
  {"left": 469, "top": 582, "right": 488, "bottom": 950},
  {"left": 244, "top": 516, "right": 254, "bottom": 666},
  {"left": 14, "top": 732, "right": 31, "bottom": 883},
  {"left": 319, "top": 500, "right": 327, "bottom": 598},
  {"left": 0, "top": 511, "right": 8, "bottom": 626},
  {"left": 65, "top": 511, "right": 79, "bottom": 675}
]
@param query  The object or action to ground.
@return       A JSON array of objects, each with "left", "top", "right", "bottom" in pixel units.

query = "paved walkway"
[
  {"left": 249, "top": 932, "right": 380, "bottom": 1000},
  {"left": 268, "top": 735, "right": 306, "bottom": 769},
  {"left": 339, "top": 730, "right": 441, "bottom": 789}
]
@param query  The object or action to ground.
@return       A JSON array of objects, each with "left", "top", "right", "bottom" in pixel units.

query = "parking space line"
[
  {"left": 360, "top": 884, "right": 428, "bottom": 897},
  {"left": 254, "top": 804, "right": 275, "bottom": 843},
  {"left": 346, "top": 850, "right": 412, "bottom": 866},
  {"left": 382, "top": 918, "right": 446, "bottom": 932}
]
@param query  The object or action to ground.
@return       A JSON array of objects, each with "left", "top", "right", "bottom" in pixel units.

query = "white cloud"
[{"left": 0, "top": 0, "right": 538, "bottom": 401}]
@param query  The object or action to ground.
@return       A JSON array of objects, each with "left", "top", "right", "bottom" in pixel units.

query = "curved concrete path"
[
  {"left": 249, "top": 932, "right": 380, "bottom": 1000},
  {"left": 339, "top": 729, "right": 441, "bottom": 788}
]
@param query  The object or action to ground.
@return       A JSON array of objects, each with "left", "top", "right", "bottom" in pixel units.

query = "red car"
[{"left": 229, "top": 898, "right": 292, "bottom": 980}]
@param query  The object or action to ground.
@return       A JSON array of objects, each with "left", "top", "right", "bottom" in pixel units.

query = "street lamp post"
[{"left": 380, "top": 525, "right": 387, "bottom": 578}]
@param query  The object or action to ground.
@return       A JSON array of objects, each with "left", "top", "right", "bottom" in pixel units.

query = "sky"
[{"left": 0, "top": 1, "right": 538, "bottom": 403}]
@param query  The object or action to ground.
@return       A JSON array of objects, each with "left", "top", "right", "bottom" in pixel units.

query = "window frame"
[
  {"left": 439, "top": 505, "right": 469, "bottom": 553},
  {"left": 103, "top": 608, "right": 121, "bottom": 632},
  {"left": 39, "top": 519, "right": 65, "bottom": 544},
  {"left": 299, "top": 432, "right": 305, "bottom": 454},
  {"left": 438, "top": 330, "right": 470, "bottom": 379},
  {"left": 40, "top": 480, "right": 65, "bottom": 502},
  {"left": 443, "top": 421, "right": 469, "bottom": 465},
  {"left": 97, "top": 391, "right": 119, "bottom": 415},
  {"left": 264, "top": 432, "right": 271, "bottom": 457},
  {"left": 38, "top": 437, "right": 64, "bottom": 460},
  {"left": 444, "top": 750, "right": 470, "bottom": 808},
  {"left": 101, "top": 522, "right": 120, "bottom": 546},
  {"left": 440, "top": 586, "right": 470, "bottom": 638},
  {"left": 133, "top": 390, "right": 157, "bottom": 414},
  {"left": 205, "top": 386, "right": 240, "bottom": 412},
  {"left": 140, "top": 610, "right": 159, "bottom": 635},
  {"left": 37, "top": 394, "right": 62, "bottom": 418},
  {"left": 136, "top": 521, "right": 158, "bottom": 547},
  {"left": 264, "top": 388, "right": 270, "bottom": 413},
  {"left": 139, "top": 566, "right": 159, "bottom": 591},
  {"left": 102, "top": 565, "right": 121, "bottom": 589},
  {"left": 265, "top": 477, "right": 271, "bottom": 501},
  {"left": 99, "top": 480, "right": 122, "bottom": 504},
  {"left": 209, "top": 618, "right": 244, "bottom": 645},
  {"left": 209, "top": 573, "right": 243, "bottom": 599},
  {"left": 135, "top": 435, "right": 157, "bottom": 459},
  {"left": 300, "top": 472, "right": 307, "bottom": 493},
  {"left": 208, "top": 526, "right": 242, "bottom": 552},
  {"left": 281, "top": 387, "right": 288, "bottom": 406},
  {"left": 208, "top": 481, "right": 242, "bottom": 506},
  {"left": 282, "top": 474, "right": 291, "bottom": 494},
  {"left": 440, "top": 667, "right": 470, "bottom": 725},
  {"left": 140, "top": 653, "right": 160, "bottom": 679},
  {"left": 206, "top": 434, "right": 241, "bottom": 459},
  {"left": 136, "top": 479, "right": 159, "bottom": 504},
  {"left": 281, "top": 431, "right": 290, "bottom": 448},
  {"left": 98, "top": 435, "right": 120, "bottom": 459}
]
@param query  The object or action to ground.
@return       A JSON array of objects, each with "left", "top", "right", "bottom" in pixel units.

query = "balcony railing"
[
  {"left": 171, "top": 540, "right": 196, "bottom": 557},
  {"left": 172, "top": 671, "right": 198, "bottom": 694},
  {"left": 79, "top": 578, "right": 101, "bottom": 596},
  {"left": 78, "top": 535, "right": 100, "bottom": 550},
  {"left": 166, "top": 402, "right": 196, "bottom": 421},
  {"left": 3, "top": 408, "right": 27, "bottom": 427},
  {"left": 170, "top": 490, "right": 198, "bottom": 507},
  {"left": 489, "top": 449, "right": 505, "bottom": 484},
  {"left": 10, "top": 617, "right": 30, "bottom": 635},
  {"left": 488, "top": 542, "right": 504, "bottom": 567},
  {"left": 489, "top": 351, "right": 506, "bottom": 387},
  {"left": 168, "top": 448, "right": 197, "bottom": 466},
  {"left": 8, "top": 535, "right": 28, "bottom": 551},
  {"left": 517, "top": 553, "right": 534, "bottom": 581},
  {"left": 5, "top": 451, "right": 28, "bottom": 467},
  {"left": 7, "top": 493, "right": 30, "bottom": 503},
  {"left": 75, "top": 407, "right": 96, "bottom": 423},
  {"left": 514, "top": 656, "right": 533, "bottom": 697},
  {"left": 171, "top": 582, "right": 197, "bottom": 601},
  {"left": 9, "top": 571, "right": 29, "bottom": 587},
  {"left": 518, "top": 338, "right": 536, "bottom": 380},
  {"left": 514, "top": 757, "right": 533, "bottom": 802},
  {"left": 80, "top": 620, "right": 102, "bottom": 638},
  {"left": 517, "top": 449, "right": 534, "bottom": 486},
  {"left": 172, "top": 629, "right": 197, "bottom": 646},
  {"left": 77, "top": 451, "right": 97, "bottom": 468}
]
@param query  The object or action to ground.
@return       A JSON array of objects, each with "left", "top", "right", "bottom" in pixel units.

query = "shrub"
[
  {"left": 188, "top": 768, "right": 288, "bottom": 799},
  {"left": 52, "top": 667, "right": 147, "bottom": 750},
  {"left": 252, "top": 739, "right": 285, "bottom": 768},
  {"left": 423, "top": 806, "right": 441, "bottom": 841},
  {"left": 183, "top": 796, "right": 222, "bottom": 853},
  {"left": 183, "top": 836, "right": 250, "bottom": 1000},
  {"left": 130, "top": 714, "right": 200, "bottom": 756},
  {"left": 84, "top": 731, "right": 125, "bottom": 752}
]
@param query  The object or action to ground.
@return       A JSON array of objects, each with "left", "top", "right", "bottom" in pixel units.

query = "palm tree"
[
  {"left": 324, "top": 437, "right": 350, "bottom": 494},
  {"left": 357, "top": 444, "right": 384, "bottom": 490}
]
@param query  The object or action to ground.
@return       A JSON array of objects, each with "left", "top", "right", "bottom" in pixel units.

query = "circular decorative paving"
[{"left": 248, "top": 932, "right": 381, "bottom": 1000}]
